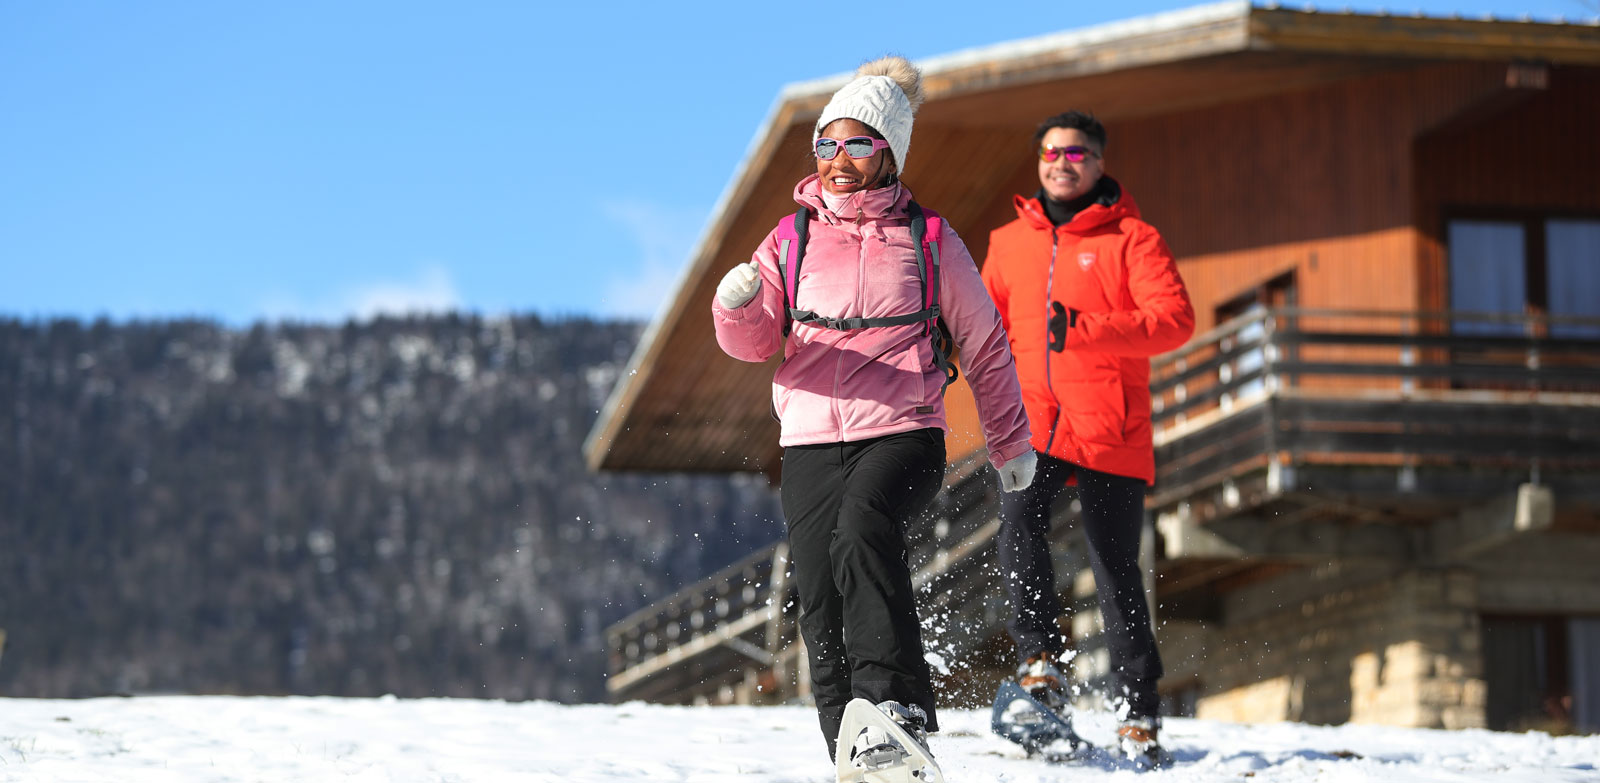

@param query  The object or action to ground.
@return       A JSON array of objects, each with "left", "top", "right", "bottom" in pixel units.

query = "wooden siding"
[
  {"left": 1112, "top": 61, "right": 1503, "bottom": 330},
  {"left": 1416, "top": 67, "right": 1600, "bottom": 312}
]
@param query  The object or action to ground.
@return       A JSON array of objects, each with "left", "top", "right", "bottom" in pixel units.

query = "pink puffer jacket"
[{"left": 714, "top": 174, "right": 1032, "bottom": 470}]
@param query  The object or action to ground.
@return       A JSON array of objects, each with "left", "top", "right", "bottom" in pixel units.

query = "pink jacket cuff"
[{"left": 988, "top": 440, "right": 1033, "bottom": 470}]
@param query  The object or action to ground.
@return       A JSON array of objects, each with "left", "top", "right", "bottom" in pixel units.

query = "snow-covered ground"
[{"left": 1, "top": 696, "right": 1595, "bottom": 782}]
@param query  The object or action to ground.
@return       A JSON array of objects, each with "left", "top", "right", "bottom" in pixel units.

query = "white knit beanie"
[{"left": 814, "top": 56, "right": 925, "bottom": 175}]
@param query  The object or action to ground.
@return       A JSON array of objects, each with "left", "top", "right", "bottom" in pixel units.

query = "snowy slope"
[{"left": 0, "top": 697, "right": 1595, "bottom": 782}]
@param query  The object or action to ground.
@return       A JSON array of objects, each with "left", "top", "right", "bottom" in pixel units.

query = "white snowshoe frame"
[{"left": 835, "top": 698, "right": 945, "bottom": 783}]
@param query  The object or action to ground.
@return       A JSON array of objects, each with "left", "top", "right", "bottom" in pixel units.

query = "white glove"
[
  {"left": 998, "top": 450, "right": 1038, "bottom": 493},
  {"left": 716, "top": 262, "right": 762, "bottom": 309}
]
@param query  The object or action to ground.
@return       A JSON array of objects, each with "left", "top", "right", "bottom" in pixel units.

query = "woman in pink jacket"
[{"left": 712, "top": 56, "right": 1037, "bottom": 765}]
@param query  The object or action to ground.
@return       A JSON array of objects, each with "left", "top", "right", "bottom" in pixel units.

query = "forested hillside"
[{"left": 0, "top": 315, "right": 783, "bottom": 701}]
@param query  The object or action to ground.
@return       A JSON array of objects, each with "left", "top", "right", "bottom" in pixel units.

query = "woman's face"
[{"left": 816, "top": 118, "right": 894, "bottom": 195}]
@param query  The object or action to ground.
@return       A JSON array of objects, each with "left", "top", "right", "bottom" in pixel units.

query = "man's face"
[{"left": 1037, "top": 127, "right": 1104, "bottom": 203}]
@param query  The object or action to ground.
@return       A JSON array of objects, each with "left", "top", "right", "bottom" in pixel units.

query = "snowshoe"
[
  {"left": 836, "top": 698, "right": 943, "bottom": 783},
  {"left": 990, "top": 679, "right": 1087, "bottom": 761}
]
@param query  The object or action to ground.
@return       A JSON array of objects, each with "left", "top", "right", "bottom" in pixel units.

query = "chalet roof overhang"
[{"left": 584, "top": 1, "right": 1600, "bottom": 475}]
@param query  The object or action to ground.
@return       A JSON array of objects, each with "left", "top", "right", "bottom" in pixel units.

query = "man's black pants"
[
  {"left": 781, "top": 428, "right": 945, "bottom": 760},
  {"left": 997, "top": 452, "right": 1164, "bottom": 720}
]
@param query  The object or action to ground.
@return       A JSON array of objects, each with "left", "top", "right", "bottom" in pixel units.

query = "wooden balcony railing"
[{"left": 1149, "top": 307, "right": 1600, "bottom": 515}]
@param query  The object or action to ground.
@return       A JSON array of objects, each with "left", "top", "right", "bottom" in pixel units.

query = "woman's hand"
[
  {"left": 998, "top": 450, "right": 1037, "bottom": 493},
  {"left": 716, "top": 262, "right": 762, "bottom": 309}
]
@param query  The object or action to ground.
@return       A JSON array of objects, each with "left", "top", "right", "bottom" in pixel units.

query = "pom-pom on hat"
[{"left": 814, "top": 55, "right": 925, "bottom": 175}]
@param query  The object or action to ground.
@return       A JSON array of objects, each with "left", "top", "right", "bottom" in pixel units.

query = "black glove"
[{"left": 1047, "top": 301, "right": 1077, "bottom": 352}]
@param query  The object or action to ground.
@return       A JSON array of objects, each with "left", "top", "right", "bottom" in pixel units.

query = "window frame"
[{"left": 1445, "top": 206, "right": 1600, "bottom": 331}]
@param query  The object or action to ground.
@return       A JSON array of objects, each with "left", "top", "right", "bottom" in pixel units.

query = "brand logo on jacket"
[{"left": 1077, "top": 253, "right": 1096, "bottom": 270}]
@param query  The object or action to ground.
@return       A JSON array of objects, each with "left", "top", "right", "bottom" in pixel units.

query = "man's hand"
[
  {"left": 1048, "top": 301, "right": 1076, "bottom": 352},
  {"left": 999, "top": 450, "right": 1038, "bottom": 493},
  {"left": 716, "top": 262, "right": 762, "bottom": 309}
]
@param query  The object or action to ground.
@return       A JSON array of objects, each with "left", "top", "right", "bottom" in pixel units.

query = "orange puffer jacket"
[{"left": 981, "top": 178, "right": 1194, "bottom": 484}]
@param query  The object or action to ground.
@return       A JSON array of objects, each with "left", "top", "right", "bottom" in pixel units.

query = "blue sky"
[{"left": 4, "top": 0, "right": 1595, "bottom": 326}]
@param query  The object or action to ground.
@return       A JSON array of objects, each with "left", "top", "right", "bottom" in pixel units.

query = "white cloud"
[
  {"left": 257, "top": 265, "right": 463, "bottom": 324},
  {"left": 596, "top": 199, "right": 708, "bottom": 322},
  {"left": 345, "top": 266, "right": 462, "bottom": 320}
]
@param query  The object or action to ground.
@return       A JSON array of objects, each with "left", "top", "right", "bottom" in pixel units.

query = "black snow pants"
[
  {"left": 780, "top": 428, "right": 945, "bottom": 761},
  {"left": 997, "top": 452, "right": 1164, "bottom": 721}
]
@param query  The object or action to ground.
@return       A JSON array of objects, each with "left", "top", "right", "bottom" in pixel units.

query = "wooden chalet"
[{"left": 585, "top": 2, "right": 1600, "bottom": 732}]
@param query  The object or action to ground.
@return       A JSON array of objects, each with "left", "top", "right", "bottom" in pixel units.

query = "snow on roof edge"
[
  {"left": 777, "top": 0, "right": 1252, "bottom": 103},
  {"left": 776, "top": 0, "right": 1600, "bottom": 105}
]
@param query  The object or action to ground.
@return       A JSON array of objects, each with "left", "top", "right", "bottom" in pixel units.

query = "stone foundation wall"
[
  {"left": 1165, "top": 564, "right": 1486, "bottom": 728},
  {"left": 1052, "top": 559, "right": 1492, "bottom": 727}
]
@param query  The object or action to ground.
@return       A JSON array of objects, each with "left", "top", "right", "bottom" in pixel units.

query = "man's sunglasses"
[
  {"left": 1038, "top": 144, "right": 1097, "bottom": 163},
  {"left": 816, "top": 136, "right": 890, "bottom": 161}
]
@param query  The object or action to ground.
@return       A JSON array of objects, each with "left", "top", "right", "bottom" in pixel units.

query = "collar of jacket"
[
  {"left": 793, "top": 173, "right": 911, "bottom": 226},
  {"left": 1013, "top": 175, "right": 1136, "bottom": 234}
]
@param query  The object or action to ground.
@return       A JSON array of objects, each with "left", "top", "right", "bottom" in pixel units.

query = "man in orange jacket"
[{"left": 980, "top": 110, "right": 1194, "bottom": 763}]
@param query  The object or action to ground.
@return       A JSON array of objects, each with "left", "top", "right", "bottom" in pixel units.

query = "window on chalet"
[
  {"left": 1546, "top": 220, "right": 1600, "bottom": 339},
  {"left": 1448, "top": 216, "right": 1600, "bottom": 338},
  {"left": 1482, "top": 614, "right": 1600, "bottom": 733}
]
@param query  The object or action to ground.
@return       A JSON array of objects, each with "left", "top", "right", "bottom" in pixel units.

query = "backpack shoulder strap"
[
  {"left": 920, "top": 206, "right": 943, "bottom": 241},
  {"left": 909, "top": 202, "right": 959, "bottom": 393},
  {"left": 907, "top": 202, "right": 944, "bottom": 320},
  {"left": 775, "top": 208, "right": 810, "bottom": 336}
]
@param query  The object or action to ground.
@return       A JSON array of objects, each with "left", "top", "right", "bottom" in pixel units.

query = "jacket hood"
[
  {"left": 794, "top": 173, "right": 912, "bottom": 225},
  {"left": 1014, "top": 175, "right": 1138, "bottom": 234}
]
